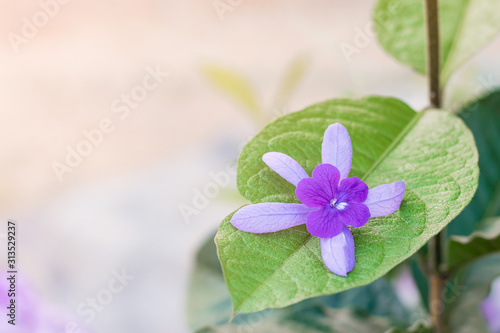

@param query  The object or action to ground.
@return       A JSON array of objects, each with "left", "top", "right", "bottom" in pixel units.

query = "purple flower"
[{"left": 231, "top": 123, "right": 405, "bottom": 277}]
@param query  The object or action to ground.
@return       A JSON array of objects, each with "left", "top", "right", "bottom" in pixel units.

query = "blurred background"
[{"left": 0, "top": 0, "right": 499, "bottom": 332}]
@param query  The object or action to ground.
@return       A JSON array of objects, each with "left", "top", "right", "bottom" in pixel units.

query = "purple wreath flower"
[{"left": 231, "top": 123, "right": 405, "bottom": 277}]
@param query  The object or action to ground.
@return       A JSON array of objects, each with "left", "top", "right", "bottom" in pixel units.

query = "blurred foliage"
[
  {"left": 201, "top": 55, "right": 310, "bottom": 127},
  {"left": 187, "top": 233, "right": 412, "bottom": 332},
  {"left": 200, "top": 64, "right": 261, "bottom": 123},
  {"left": 196, "top": 304, "right": 396, "bottom": 333},
  {"left": 448, "top": 90, "right": 500, "bottom": 237},
  {"left": 374, "top": 0, "right": 500, "bottom": 85},
  {"left": 446, "top": 254, "right": 500, "bottom": 333},
  {"left": 448, "top": 218, "right": 500, "bottom": 273}
]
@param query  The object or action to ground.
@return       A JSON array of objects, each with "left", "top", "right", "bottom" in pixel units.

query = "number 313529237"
[{"left": 7, "top": 221, "right": 16, "bottom": 267}]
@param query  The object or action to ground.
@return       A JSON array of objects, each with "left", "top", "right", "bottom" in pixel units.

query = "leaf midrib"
[{"left": 234, "top": 110, "right": 424, "bottom": 313}]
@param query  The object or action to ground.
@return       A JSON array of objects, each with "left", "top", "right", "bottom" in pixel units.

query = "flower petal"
[
  {"left": 337, "top": 202, "right": 370, "bottom": 227},
  {"left": 364, "top": 181, "right": 406, "bottom": 217},
  {"left": 295, "top": 164, "right": 340, "bottom": 207},
  {"left": 306, "top": 206, "right": 343, "bottom": 238},
  {"left": 337, "top": 176, "right": 369, "bottom": 203},
  {"left": 262, "top": 152, "right": 309, "bottom": 187},
  {"left": 321, "top": 123, "right": 352, "bottom": 180},
  {"left": 320, "top": 225, "right": 355, "bottom": 276},
  {"left": 231, "top": 203, "right": 313, "bottom": 233}
]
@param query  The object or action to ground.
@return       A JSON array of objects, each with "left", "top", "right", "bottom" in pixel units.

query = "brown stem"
[
  {"left": 425, "top": 0, "right": 442, "bottom": 108},
  {"left": 424, "top": 0, "right": 446, "bottom": 332}
]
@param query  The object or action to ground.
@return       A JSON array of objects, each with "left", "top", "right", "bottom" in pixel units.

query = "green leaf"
[
  {"left": 447, "top": 254, "right": 500, "bottom": 333},
  {"left": 447, "top": 217, "right": 500, "bottom": 272},
  {"left": 187, "top": 232, "right": 409, "bottom": 329},
  {"left": 201, "top": 64, "right": 261, "bottom": 122},
  {"left": 447, "top": 90, "right": 500, "bottom": 236},
  {"left": 196, "top": 303, "right": 395, "bottom": 333},
  {"left": 373, "top": 0, "right": 500, "bottom": 85},
  {"left": 410, "top": 256, "right": 429, "bottom": 311},
  {"left": 216, "top": 96, "right": 479, "bottom": 313},
  {"left": 273, "top": 55, "right": 310, "bottom": 108}
]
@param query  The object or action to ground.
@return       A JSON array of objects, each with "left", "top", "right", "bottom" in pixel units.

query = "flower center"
[{"left": 330, "top": 199, "right": 348, "bottom": 210}]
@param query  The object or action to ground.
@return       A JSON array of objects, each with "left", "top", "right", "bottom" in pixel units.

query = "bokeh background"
[{"left": 0, "top": 0, "right": 499, "bottom": 332}]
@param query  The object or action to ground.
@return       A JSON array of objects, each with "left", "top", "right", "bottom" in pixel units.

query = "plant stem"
[
  {"left": 425, "top": 0, "right": 446, "bottom": 332},
  {"left": 425, "top": 0, "right": 442, "bottom": 108}
]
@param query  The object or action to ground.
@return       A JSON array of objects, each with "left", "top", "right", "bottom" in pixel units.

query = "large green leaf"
[
  {"left": 373, "top": 0, "right": 500, "bottom": 85},
  {"left": 216, "top": 96, "right": 479, "bottom": 313},
  {"left": 187, "top": 232, "right": 409, "bottom": 329},
  {"left": 447, "top": 254, "right": 500, "bottom": 333},
  {"left": 196, "top": 303, "right": 395, "bottom": 333},
  {"left": 447, "top": 217, "right": 500, "bottom": 273},
  {"left": 447, "top": 90, "right": 500, "bottom": 236}
]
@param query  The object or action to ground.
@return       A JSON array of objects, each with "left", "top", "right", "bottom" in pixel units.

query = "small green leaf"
[
  {"left": 201, "top": 64, "right": 261, "bottom": 122},
  {"left": 196, "top": 304, "right": 395, "bottom": 333},
  {"left": 216, "top": 96, "right": 479, "bottom": 313},
  {"left": 447, "top": 90, "right": 500, "bottom": 236},
  {"left": 447, "top": 254, "right": 500, "bottom": 333},
  {"left": 373, "top": 0, "right": 500, "bottom": 85},
  {"left": 447, "top": 217, "right": 500, "bottom": 272},
  {"left": 273, "top": 55, "right": 310, "bottom": 108}
]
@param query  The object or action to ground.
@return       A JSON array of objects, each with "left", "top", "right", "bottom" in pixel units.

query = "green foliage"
[
  {"left": 196, "top": 303, "right": 396, "bottom": 333},
  {"left": 373, "top": 0, "right": 500, "bottom": 85},
  {"left": 274, "top": 55, "right": 310, "bottom": 108},
  {"left": 186, "top": 233, "right": 232, "bottom": 330},
  {"left": 448, "top": 90, "right": 500, "bottom": 236},
  {"left": 385, "top": 322, "right": 432, "bottom": 333},
  {"left": 410, "top": 257, "right": 429, "bottom": 311},
  {"left": 216, "top": 96, "right": 479, "bottom": 314},
  {"left": 187, "top": 233, "right": 410, "bottom": 330},
  {"left": 447, "top": 218, "right": 500, "bottom": 273},
  {"left": 446, "top": 254, "right": 500, "bottom": 333},
  {"left": 201, "top": 64, "right": 261, "bottom": 122},
  {"left": 201, "top": 56, "right": 309, "bottom": 127}
]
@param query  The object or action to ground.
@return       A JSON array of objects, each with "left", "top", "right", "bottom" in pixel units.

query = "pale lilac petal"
[
  {"left": 296, "top": 164, "right": 340, "bottom": 208},
  {"left": 337, "top": 202, "right": 370, "bottom": 227},
  {"left": 364, "top": 181, "right": 406, "bottom": 217},
  {"left": 337, "top": 177, "right": 369, "bottom": 203},
  {"left": 262, "top": 152, "right": 309, "bottom": 186},
  {"left": 231, "top": 203, "right": 313, "bottom": 233},
  {"left": 321, "top": 123, "right": 352, "bottom": 180},
  {"left": 320, "top": 225, "right": 355, "bottom": 276},
  {"left": 306, "top": 206, "right": 343, "bottom": 238}
]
